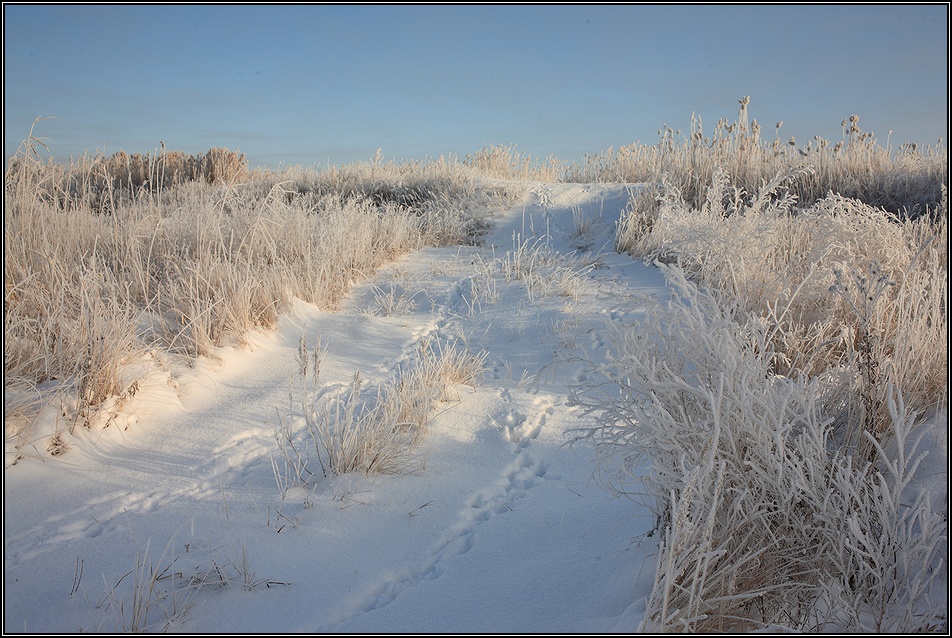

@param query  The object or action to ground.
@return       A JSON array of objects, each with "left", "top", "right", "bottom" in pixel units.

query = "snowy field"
[{"left": 4, "top": 183, "right": 685, "bottom": 632}]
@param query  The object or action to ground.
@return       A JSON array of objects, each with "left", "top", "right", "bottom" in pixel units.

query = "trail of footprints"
[
  {"left": 322, "top": 211, "right": 618, "bottom": 625},
  {"left": 326, "top": 392, "right": 556, "bottom": 630}
]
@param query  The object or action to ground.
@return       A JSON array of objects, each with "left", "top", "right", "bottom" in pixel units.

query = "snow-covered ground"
[{"left": 4, "top": 183, "right": 679, "bottom": 632}]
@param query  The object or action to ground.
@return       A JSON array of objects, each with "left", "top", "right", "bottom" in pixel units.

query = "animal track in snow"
[
  {"left": 494, "top": 410, "right": 542, "bottom": 449},
  {"left": 493, "top": 394, "right": 554, "bottom": 449},
  {"left": 323, "top": 441, "right": 549, "bottom": 630}
]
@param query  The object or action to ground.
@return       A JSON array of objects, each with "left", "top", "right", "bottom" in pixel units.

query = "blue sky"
[{"left": 3, "top": 4, "right": 948, "bottom": 170}]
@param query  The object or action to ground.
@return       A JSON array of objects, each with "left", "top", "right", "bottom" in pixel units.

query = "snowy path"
[{"left": 4, "top": 183, "right": 672, "bottom": 633}]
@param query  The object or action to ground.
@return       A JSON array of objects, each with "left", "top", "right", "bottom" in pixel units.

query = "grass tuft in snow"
[
  {"left": 92, "top": 541, "right": 193, "bottom": 633},
  {"left": 272, "top": 333, "right": 487, "bottom": 489},
  {"left": 88, "top": 538, "right": 286, "bottom": 632},
  {"left": 499, "top": 232, "right": 592, "bottom": 302}
]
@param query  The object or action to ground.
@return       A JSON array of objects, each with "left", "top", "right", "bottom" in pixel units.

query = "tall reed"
[{"left": 564, "top": 97, "right": 947, "bottom": 216}]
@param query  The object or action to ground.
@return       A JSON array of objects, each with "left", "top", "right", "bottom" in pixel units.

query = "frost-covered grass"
[
  {"left": 578, "top": 154, "right": 947, "bottom": 630},
  {"left": 272, "top": 332, "right": 487, "bottom": 487},
  {"left": 3, "top": 132, "right": 525, "bottom": 456},
  {"left": 564, "top": 97, "right": 947, "bottom": 217},
  {"left": 574, "top": 265, "right": 947, "bottom": 631},
  {"left": 615, "top": 169, "right": 947, "bottom": 446}
]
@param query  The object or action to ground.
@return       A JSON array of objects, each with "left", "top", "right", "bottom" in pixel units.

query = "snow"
[
  {"left": 4, "top": 183, "right": 672, "bottom": 633},
  {"left": 4, "top": 181, "right": 946, "bottom": 633}
]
